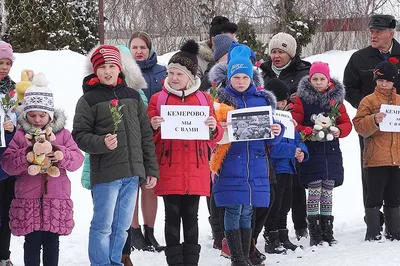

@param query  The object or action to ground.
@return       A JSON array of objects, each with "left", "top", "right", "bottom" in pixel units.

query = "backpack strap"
[
  {"left": 156, "top": 90, "right": 169, "bottom": 116},
  {"left": 156, "top": 90, "right": 209, "bottom": 116}
]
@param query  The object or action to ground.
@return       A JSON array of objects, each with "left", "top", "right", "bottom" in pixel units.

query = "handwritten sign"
[
  {"left": 273, "top": 110, "right": 294, "bottom": 139},
  {"left": 379, "top": 104, "right": 400, "bottom": 132},
  {"left": 160, "top": 105, "right": 210, "bottom": 140}
]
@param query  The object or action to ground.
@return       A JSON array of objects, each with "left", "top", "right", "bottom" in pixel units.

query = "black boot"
[
  {"left": 383, "top": 206, "right": 400, "bottom": 241},
  {"left": 182, "top": 243, "right": 201, "bottom": 266},
  {"left": 240, "top": 228, "right": 255, "bottom": 266},
  {"left": 164, "top": 244, "right": 184, "bottom": 266},
  {"left": 144, "top": 225, "right": 165, "bottom": 252},
  {"left": 295, "top": 228, "right": 308, "bottom": 241},
  {"left": 365, "top": 208, "right": 382, "bottom": 241},
  {"left": 225, "top": 230, "right": 250, "bottom": 266},
  {"left": 307, "top": 215, "right": 323, "bottom": 246},
  {"left": 320, "top": 215, "right": 338, "bottom": 245},
  {"left": 264, "top": 231, "right": 286, "bottom": 254},
  {"left": 249, "top": 238, "right": 266, "bottom": 265},
  {"left": 131, "top": 226, "right": 155, "bottom": 252},
  {"left": 278, "top": 229, "right": 300, "bottom": 251},
  {"left": 209, "top": 217, "right": 223, "bottom": 250}
]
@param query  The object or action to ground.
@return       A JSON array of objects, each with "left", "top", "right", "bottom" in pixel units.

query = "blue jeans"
[
  {"left": 224, "top": 204, "right": 253, "bottom": 231},
  {"left": 89, "top": 177, "right": 139, "bottom": 266}
]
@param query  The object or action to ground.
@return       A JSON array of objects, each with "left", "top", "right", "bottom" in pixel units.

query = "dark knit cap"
[
  {"left": 209, "top": 16, "right": 238, "bottom": 37},
  {"left": 373, "top": 61, "right": 398, "bottom": 83},
  {"left": 265, "top": 78, "right": 290, "bottom": 101},
  {"left": 213, "top": 34, "right": 235, "bottom": 61},
  {"left": 168, "top": 40, "right": 199, "bottom": 79}
]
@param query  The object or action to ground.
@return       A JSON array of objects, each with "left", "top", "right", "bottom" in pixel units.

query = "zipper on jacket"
[
  {"left": 159, "top": 142, "right": 164, "bottom": 164},
  {"left": 196, "top": 140, "right": 199, "bottom": 168},
  {"left": 324, "top": 143, "right": 329, "bottom": 179},
  {"left": 242, "top": 95, "right": 252, "bottom": 206},
  {"left": 169, "top": 140, "right": 172, "bottom": 167}
]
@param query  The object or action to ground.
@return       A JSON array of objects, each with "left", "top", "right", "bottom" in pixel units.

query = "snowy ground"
[{"left": 7, "top": 49, "right": 400, "bottom": 265}]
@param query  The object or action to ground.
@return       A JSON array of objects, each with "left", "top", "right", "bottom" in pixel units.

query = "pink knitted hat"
[
  {"left": 309, "top": 61, "right": 330, "bottom": 81},
  {"left": 0, "top": 41, "right": 15, "bottom": 63}
]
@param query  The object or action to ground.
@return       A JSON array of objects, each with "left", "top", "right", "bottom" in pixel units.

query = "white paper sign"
[
  {"left": 227, "top": 106, "right": 274, "bottom": 142},
  {"left": 273, "top": 110, "right": 295, "bottom": 139},
  {"left": 0, "top": 110, "right": 5, "bottom": 148},
  {"left": 379, "top": 104, "right": 400, "bottom": 132},
  {"left": 160, "top": 105, "right": 210, "bottom": 140}
]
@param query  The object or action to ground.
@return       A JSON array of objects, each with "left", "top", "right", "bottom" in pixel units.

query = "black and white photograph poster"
[{"left": 227, "top": 106, "right": 274, "bottom": 142}]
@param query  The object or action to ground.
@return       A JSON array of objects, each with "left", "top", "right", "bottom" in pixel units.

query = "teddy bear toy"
[
  {"left": 25, "top": 127, "right": 63, "bottom": 177},
  {"left": 311, "top": 113, "right": 339, "bottom": 141}
]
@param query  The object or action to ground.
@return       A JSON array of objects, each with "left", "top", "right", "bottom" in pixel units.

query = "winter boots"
[
  {"left": 224, "top": 229, "right": 250, "bottom": 266},
  {"left": 144, "top": 225, "right": 165, "bottom": 252},
  {"left": 264, "top": 231, "right": 286, "bottom": 254},
  {"left": 383, "top": 206, "right": 400, "bottom": 241},
  {"left": 131, "top": 226, "right": 155, "bottom": 252},
  {"left": 278, "top": 229, "right": 300, "bottom": 251},
  {"left": 164, "top": 244, "right": 184, "bottom": 266},
  {"left": 307, "top": 215, "right": 323, "bottom": 246},
  {"left": 320, "top": 215, "right": 338, "bottom": 245},
  {"left": 182, "top": 243, "right": 201, "bottom": 266},
  {"left": 221, "top": 237, "right": 231, "bottom": 258},
  {"left": 365, "top": 208, "right": 382, "bottom": 241},
  {"left": 121, "top": 254, "right": 133, "bottom": 266},
  {"left": 295, "top": 228, "right": 308, "bottom": 241},
  {"left": 249, "top": 238, "right": 266, "bottom": 265},
  {"left": 209, "top": 217, "right": 224, "bottom": 250}
]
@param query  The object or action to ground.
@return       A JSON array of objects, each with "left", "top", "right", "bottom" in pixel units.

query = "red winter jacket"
[{"left": 148, "top": 86, "right": 223, "bottom": 196}]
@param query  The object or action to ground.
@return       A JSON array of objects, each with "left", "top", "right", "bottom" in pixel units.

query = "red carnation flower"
[
  {"left": 110, "top": 99, "right": 119, "bottom": 107},
  {"left": 388, "top": 57, "right": 399, "bottom": 65},
  {"left": 255, "top": 61, "right": 262, "bottom": 68},
  {"left": 211, "top": 81, "right": 217, "bottom": 88},
  {"left": 257, "top": 87, "right": 264, "bottom": 91},
  {"left": 9, "top": 90, "right": 15, "bottom": 98},
  {"left": 304, "top": 127, "right": 312, "bottom": 135},
  {"left": 330, "top": 99, "right": 336, "bottom": 106}
]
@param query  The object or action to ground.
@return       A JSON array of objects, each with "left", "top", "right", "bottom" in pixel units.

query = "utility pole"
[{"left": 99, "top": 0, "right": 104, "bottom": 44}]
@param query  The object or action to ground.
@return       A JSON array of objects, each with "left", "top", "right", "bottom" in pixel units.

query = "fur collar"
[
  {"left": 208, "top": 62, "right": 264, "bottom": 89},
  {"left": 19, "top": 109, "right": 67, "bottom": 134},
  {"left": 198, "top": 41, "right": 214, "bottom": 63},
  {"left": 297, "top": 77, "right": 345, "bottom": 112},
  {"left": 85, "top": 46, "right": 147, "bottom": 90}
]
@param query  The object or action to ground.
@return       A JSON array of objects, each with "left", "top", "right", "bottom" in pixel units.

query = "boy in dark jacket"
[
  {"left": 265, "top": 78, "right": 309, "bottom": 254},
  {"left": 72, "top": 45, "right": 159, "bottom": 265}
]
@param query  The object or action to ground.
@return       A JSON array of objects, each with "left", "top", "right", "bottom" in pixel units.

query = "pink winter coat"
[{"left": 1, "top": 110, "right": 84, "bottom": 236}]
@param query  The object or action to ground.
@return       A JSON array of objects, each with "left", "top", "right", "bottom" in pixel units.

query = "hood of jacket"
[
  {"left": 136, "top": 52, "right": 159, "bottom": 70},
  {"left": 19, "top": 108, "right": 67, "bottom": 134},
  {"left": 85, "top": 45, "right": 147, "bottom": 90},
  {"left": 208, "top": 62, "right": 264, "bottom": 89},
  {"left": 198, "top": 40, "right": 214, "bottom": 63},
  {"left": 297, "top": 77, "right": 345, "bottom": 112}
]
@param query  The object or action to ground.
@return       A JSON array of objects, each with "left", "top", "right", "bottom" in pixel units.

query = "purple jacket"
[{"left": 1, "top": 109, "right": 84, "bottom": 236}]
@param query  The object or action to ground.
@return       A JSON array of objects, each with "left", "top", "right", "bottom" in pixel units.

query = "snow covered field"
[{"left": 7, "top": 49, "right": 400, "bottom": 265}]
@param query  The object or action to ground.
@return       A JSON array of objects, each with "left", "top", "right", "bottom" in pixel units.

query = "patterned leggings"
[{"left": 307, "top": 180, "right": 335, "bottom": 216}]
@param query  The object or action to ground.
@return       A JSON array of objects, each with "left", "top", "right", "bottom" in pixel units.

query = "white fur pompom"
[{"left": 32, "top": 73, "right": 49, "bottom": 87}]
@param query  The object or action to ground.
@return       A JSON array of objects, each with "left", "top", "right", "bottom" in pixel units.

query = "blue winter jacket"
[
  {"left": 213, "top": 84, "right": 284, "bottom": 208},
  {"left": 269, "top": 130, "right": 309, "bottom": 175},
  {"left": 137, "top": 52, "right": 167, "bottom": 101},
  {"left": 0, "top": 130, "right": 16, "bottom": 181}
]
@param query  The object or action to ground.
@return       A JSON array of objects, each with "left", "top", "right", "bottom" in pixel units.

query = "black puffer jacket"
[
  {"left": 343, "top": 39, "right": 400, "bottom": 109},
  {"left": 260, "top": 56, "right": 311, "bottom": 96},
  {"left": 72, "top": 74, "right": 159, "bottom": 185}
]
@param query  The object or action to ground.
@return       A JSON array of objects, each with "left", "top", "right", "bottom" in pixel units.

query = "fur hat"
[
  {"left": 369, "top": 14, "right": 397, "bottom": 29},
  {"left": 227, "top": 44, "right": 254, "bottom": 81},
  {"left": 210, "top": 16, "right": 238, "bottom": 37},
  {"left": 23, "top": 73, "right": 54, "bottom": 121},
  {"left": 373, "top": 61, "right": 398, "bottom": 83},
  {"left": 213, "top": 34, "right": 235, "bottom": 61},
  {"left": 265, "top": 78, "right": 289, "bottom": 101},
  {"left": 309, "top": 61, "right": 331, "bottom": 81},
  {"left": 268, "top": 32, "right": 297, "bottom": 58},
  {"left": 90, "top": 45, "right": 122, "bottom": 74},
  {"left": 168, "top": 40, "right": 199, "bottom": 80},
  {"left": 0, "top": 41, "right": 14, "bottom": 63}
]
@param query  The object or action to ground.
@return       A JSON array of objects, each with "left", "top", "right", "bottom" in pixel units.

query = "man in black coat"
[{"left": 343, "top": 14, "right": 400, "bottom": 217}]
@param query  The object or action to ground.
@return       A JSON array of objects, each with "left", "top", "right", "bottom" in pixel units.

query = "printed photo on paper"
[{"left": 227, "top": 106, "right": 274, "bottom": 142}]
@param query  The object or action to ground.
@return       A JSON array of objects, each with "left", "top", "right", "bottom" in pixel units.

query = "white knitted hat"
[
  {"left": 268, "top": 32, "right": 297, "bottom": 58},
  {"left": 23, "top": 73, "right": 54, "bottom": 120}
]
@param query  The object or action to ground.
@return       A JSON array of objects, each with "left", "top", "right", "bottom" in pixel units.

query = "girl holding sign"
[
  {"left": 353, "top": 61, "right": 400, "bottom": 242},
  {"left": 211, "top": 43, "right": 283, "bottom": 266},
  {"left": 147, "top": 40, "right": 223, "bottom": 266}
]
